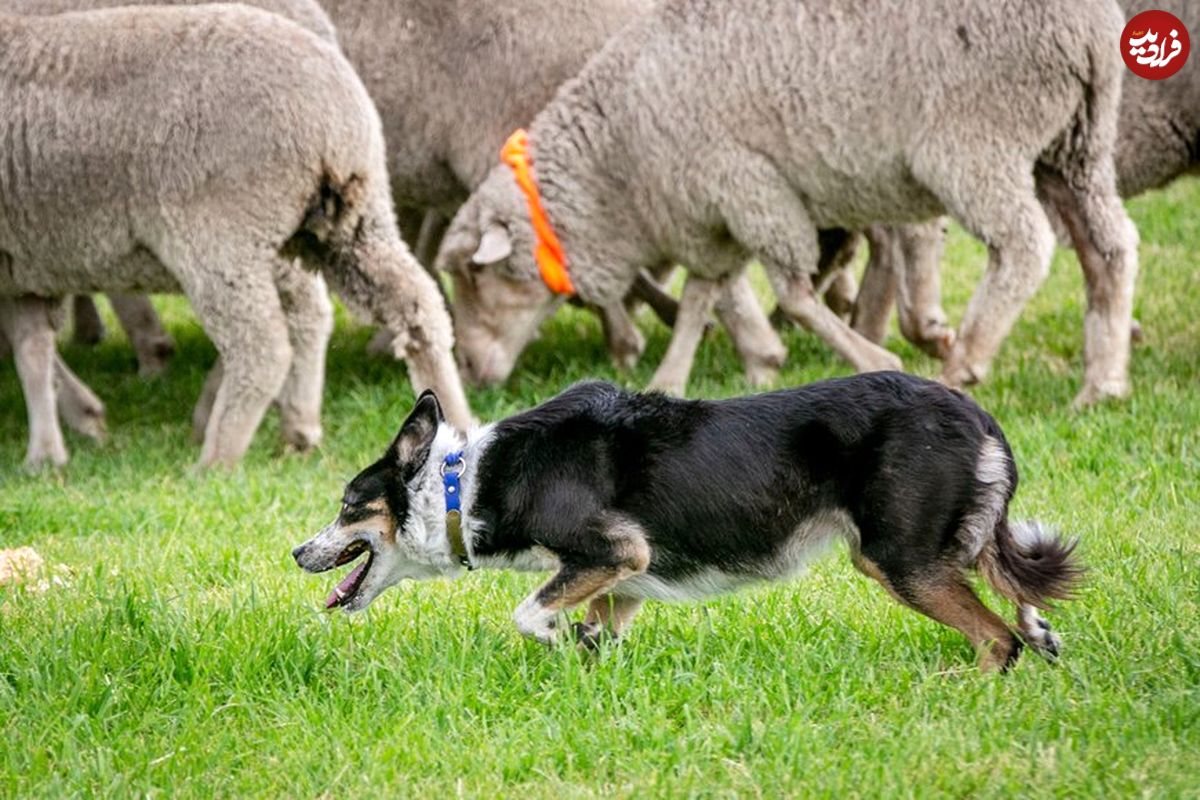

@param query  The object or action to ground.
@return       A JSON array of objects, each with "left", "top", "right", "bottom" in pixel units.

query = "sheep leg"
[
  {"left": 821, "top": 268, "right": 858, "bottom": 319},
  {"left": 172, "top": 244, "right": 292, "bottom": 467},
  {"left": 53, "top": 356, "right": 106, "bottom": 443},
  {"left": 893, "top": 221, "right": 955, "bottom": 360},
  {"left": 630, "top": 270, "right": 680, "bottom": 328},
  {"left": 851, "top": 226, "right": 899, "bottom": 344},
  {"left": 367, "top": 209, "right": 452, "bottom": 357},
  {"left": 770, "top": 229, "right": 860, "bottom": 329},
  {"left": 71, "top": 295, "right": 106, "bottom": 345},
  {"left": 0, "top": 297, "right": 69, "bottom": 469},
  {"left": 330, "top": 211, "right": 474, "bottom": 431},
  {"left": 919, "top": 158, "right": 1055, "bottom": 388},
  {"left": 190, "top": 358, "right": 223, "bottom": 444},
  {"left": 1039, "top": 173, "right": 1139, "bottom": 407},
  {"left": 274, "top": 265, "right": 333, "bottom": 452},
  {"left": 109, "top": 294, "right": 175, "bottom": 378},
  {"left": 718, "top": 161, "right": 901, "bottom": 372},
  {"left": 713, "top": 274, "right": 786, "bottom": 387},
  {"left": 774, "top": 270, "right": 903, "bottom": 372},
  {"left": 598, "top": 302, "right": 645, "bottom": 371},
  {"left": 414, "top": 211, "right": 449, "bottom": 272},
  {"left": 647, "top": 275, "right": 721, "bottom": 395}
]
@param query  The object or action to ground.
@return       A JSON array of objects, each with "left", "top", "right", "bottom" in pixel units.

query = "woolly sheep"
[
  {"left": 0, "top": 4, "right": 471, "bottom": 468},
  {"left": 318, "top": 0, "right": 786, "bottom": 387},
  {"left": 437, "top": 0, "right": 1140, "bottom": 405},
  {"left": 857, "top": 0, "right": 1196, "bottom": 358},
  {"left": 6, "top": 0, "right": 340, "bottom": 379}
]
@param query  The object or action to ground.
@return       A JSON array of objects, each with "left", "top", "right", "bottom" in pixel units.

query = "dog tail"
[{"left": 980, "top": 519, "right": 1084, "bottom": 610}]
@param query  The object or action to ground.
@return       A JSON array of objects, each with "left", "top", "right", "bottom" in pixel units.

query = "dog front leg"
[{"left": 513, "top": 513, "right": 651, "bottom": 645}]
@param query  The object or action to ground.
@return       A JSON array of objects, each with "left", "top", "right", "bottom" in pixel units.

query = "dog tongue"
[{"left": 325, "top": 562, "right": 367, "bottom": 609}]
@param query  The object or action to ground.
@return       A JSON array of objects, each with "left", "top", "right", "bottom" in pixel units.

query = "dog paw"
[
  {"left": 572, "top": 621, "right": 608, "bottom": 651},
  {"left": 513, "top": 596, "right": 560, "bottom": 645},
  {"left": 1020, "top": 612, "right": 1062, "bottom": 662}
]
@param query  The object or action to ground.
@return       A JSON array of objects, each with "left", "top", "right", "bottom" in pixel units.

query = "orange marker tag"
[{"left": 501, "top": 129, "right": 576, "bottom": 295}]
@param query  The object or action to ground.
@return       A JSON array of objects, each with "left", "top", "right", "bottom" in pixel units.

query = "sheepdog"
[{"left": 293, "top": 372, "right": 1080, "bottom": 672}]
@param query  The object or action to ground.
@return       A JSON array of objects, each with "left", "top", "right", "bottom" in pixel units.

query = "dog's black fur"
[
  {"left": 472, "top": 373, "right": 1004, "bottom": 584},
  {"left": 299, "top": 372, "right": 1080, "bottom": 670}
]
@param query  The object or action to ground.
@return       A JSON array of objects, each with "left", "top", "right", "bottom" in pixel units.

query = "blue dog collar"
[{"left": 442, "top": 451, "right": 472, "bottom": 569}]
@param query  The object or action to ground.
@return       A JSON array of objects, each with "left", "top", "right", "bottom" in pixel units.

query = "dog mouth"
[{"left": 325, "top": 540, "right": 374, "bottom": 610}]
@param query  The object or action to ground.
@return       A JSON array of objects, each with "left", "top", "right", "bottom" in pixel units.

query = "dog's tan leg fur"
[
  {"left": 854, "top": 556, "right": 1019, "bottom": 672},
  {"left": 513, "top": 515, "right": 650, "bottom": 645},
  {"left": 906, "top": 576, "right": 1019, "bottom": 672}
]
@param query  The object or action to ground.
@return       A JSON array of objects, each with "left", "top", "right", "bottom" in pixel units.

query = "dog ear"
[{"left": 390, "top": 390, "right": 444, "bottom": 480}]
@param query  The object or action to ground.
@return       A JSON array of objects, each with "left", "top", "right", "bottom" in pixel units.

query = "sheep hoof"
[
  {"left": 1072, "top": 379, "right": 1130, "bottom": 410},
  {"left": 916, "top": 323, "right": 956, "bottom": 361},
  {"left": 136, "top": 338, "right": 175, "bottom": 379},
  {"left": 1130, "top": 319, "right": 1144, "bottom": 345},
  {"left": 612, "top": 349, "right": 643, "bottom": 372},
  {"left": 743, "top": 347, "right": 786, "bottom": 388},
  {"left": 24, "top": 445, "right": 69, "bottom": 473},
  {"left": 609, "top": 332, "right": 646, "bottom": 372},
  {"left": 282, "top": 423, "right": 323, "bottom": 453},
  {"left": 864, "top": 350, "right": 903, "bottom": 374},
  {"left": 646, "top": 376, "right": 687, "bottom": 397}
]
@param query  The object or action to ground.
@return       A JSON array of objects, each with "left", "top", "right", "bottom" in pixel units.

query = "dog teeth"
[{"left": 335, "top": 588, "right": 346, "bottom": 600}]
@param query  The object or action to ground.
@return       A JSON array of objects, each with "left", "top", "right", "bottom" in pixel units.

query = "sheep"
[
  {"left": 6, "top": 0, "right": 341, "bottom": 379},
  {"left": 0, "top": 4, "right": 471, "bottom": 468},
  {"left": 313, "top": 0, "right": 786, "bottom": 387},
  {"left": 859, "top": 0, "right": 1196, "bottom": 360},
  {"left": 436, "top": 0, "right": 1139, "bottom": 406},
  {"left": 32, "top": 0, "right": 784, "bottom": 392}
]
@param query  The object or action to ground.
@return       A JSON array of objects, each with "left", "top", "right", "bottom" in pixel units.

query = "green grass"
[{"left": 2, "top": 180, "right": 1198, "bottom": 798}]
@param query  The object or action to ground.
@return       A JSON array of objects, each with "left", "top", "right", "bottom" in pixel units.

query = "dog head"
[{"left": 291, "top": 390, "right": 458, "bottom": 612}]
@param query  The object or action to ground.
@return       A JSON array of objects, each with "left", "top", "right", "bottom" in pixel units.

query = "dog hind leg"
[{"left": 855, "top": 555, "right": 1020, "bottom": 673}]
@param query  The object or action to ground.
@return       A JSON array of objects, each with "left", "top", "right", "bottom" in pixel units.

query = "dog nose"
[{"left": 291, "top": 544, "right": 307, "bottom": 563}]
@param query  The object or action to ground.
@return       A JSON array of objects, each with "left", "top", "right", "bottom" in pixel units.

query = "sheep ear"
[
  {"left": 472, "top": 224, "right": 513, "bottom": 266},
  {"left": 389, "top": 390, "right": 443, "bottom": 479}
]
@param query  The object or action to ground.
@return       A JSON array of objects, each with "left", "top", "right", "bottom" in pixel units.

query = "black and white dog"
[{"left": 293, "top": 373, "right": 1080, "bottom": 672}]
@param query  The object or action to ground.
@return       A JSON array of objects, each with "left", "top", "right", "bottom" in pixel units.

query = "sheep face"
[{"left": 437, "top": 177, "right": 560, "bottom": 386}]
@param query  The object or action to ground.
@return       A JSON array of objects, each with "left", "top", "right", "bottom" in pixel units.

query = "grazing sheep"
[
  {"left": 319, "top": 0, "right": 786, "bottom": 387},
  {"left": 861, "top": 0, "right": 1195, "bottom": 361},
  {"left": 0, "top": 4, "right": 471, "bottom": 467},
  {"left": 437, "top": 0, "right": 1139, "bottom": 405},
  {"left": 6, "top": 0, "right": 341, "bottom": 379}
]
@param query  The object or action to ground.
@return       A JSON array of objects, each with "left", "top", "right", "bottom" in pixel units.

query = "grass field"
[{"left": 1, "top": 180, "right": 1198, "bottom": 798}]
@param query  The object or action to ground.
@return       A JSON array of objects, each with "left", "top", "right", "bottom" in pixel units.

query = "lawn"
[{"left": 1, "top": 180, "right": 1197, "bottom": 798}]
